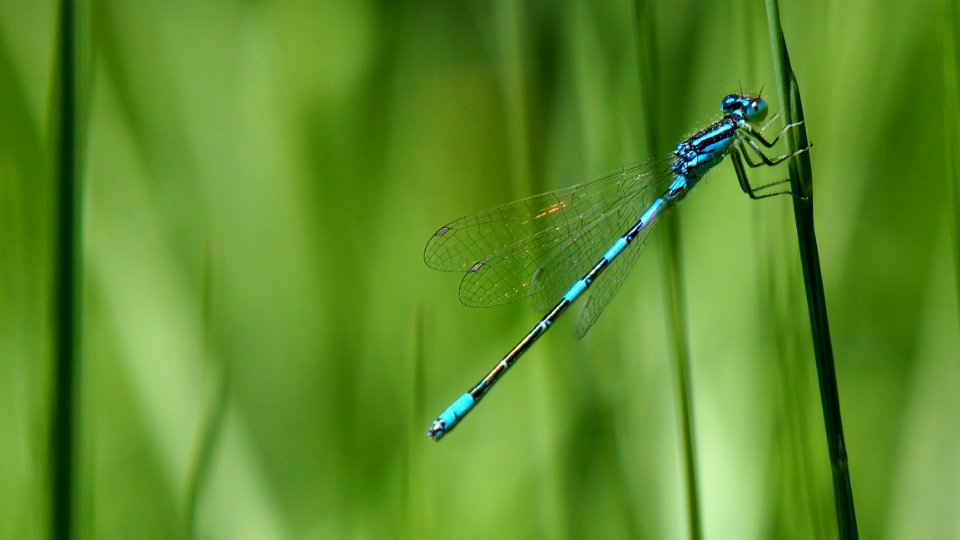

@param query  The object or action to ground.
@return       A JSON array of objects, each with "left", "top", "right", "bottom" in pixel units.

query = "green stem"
[
  {"left": 662, "top": 217, "right": 701, "bottom": 540},
  {"left": 943, "top": 0, "right": 960, "bottom": 322},
  {"left": 764, "top": 1, "right": 858, "bottom": 538},
  {"left": 51, "top": 0, "right": 80, "bottom": 538},
  {"left": 632, "top": 2, "right": 701, "bottom": 538},
  {"left": 404, "top": 306, "right": 426, "bottom": 540},
  {"left": 184, "top": 247, "right": 228, "bottom": 539}
]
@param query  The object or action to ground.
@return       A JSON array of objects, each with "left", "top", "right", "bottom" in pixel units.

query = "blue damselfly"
[{"left": 425, "top": 93, "right": 809, "bottom": 440}]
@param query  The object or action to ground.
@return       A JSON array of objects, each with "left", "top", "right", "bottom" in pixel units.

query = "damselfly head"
[{"left": 721, "top": 94, "right": 768, "bottom": 123}]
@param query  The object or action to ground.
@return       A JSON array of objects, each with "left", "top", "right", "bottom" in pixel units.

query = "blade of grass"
[
  {"left": 50, "top": 1, "right": 82, "bottom": 538},
  {"left": 944, "top": 0, "right": 960, "bottom": 321},
  {"left": 632, "top": 2, "right": 701, "bottom": 539},
  {"left": 183, "top": 246, "right": 229, "bottom": 539},
  {"left": 661, "top": 222, "right": 700, "bottom": 540},
  {"left": 403, "top": 305, "right": 426, "bottom": 540},
  {"left": 763, "top": 1, "right": 859, "bottom": 538}
]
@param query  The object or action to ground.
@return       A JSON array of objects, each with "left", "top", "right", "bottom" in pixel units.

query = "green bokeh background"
[{"left": 2, "top": 0, "right": 958, "bottom": 538}]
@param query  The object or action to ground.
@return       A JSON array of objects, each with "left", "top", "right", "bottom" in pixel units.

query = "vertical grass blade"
[
  {"left": 764, "top": 1, "right": 859, "bottom": 538},
  {"left": 50, "top": 1, "right": 82, "bottom": 538},
  {"left": 944, "top": 0, "right": 960, "bottom": 319},
  {"left": 661, "top": 230, "right": 700, "bottom": 540},
  {"left": 403, "top": 305, "right": 427, "bottom": 540},
  {"left": 183, "top": 247, "right": 229, "bottom": 539},
  {"left": 632, "top": 2, "right": 701, "bottom": 538}
]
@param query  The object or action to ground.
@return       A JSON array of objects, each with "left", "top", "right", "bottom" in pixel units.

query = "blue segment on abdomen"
[
  {"left": 641, "top": 198, "right": 666, "bottom": 222},
  {"left": 563, "top": 279, "right": 588, "bottom": 302},
  {"left": 603, "top": 238, "right": 628, "bottom": 262},
  {"left": 438, "top": 393, "right": 475, "bottom": 428}
]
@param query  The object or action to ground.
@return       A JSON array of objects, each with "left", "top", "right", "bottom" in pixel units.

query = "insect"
[{"left": 424, "top": 93, "right": 810, "bottom": 440}]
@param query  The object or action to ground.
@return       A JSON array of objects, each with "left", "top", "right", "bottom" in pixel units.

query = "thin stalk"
[
  {"left": 404, "top": 305, "right": 426, "bottom": 540},
  {"left": 50, "top": 0, "right": 81, "bottom": 538},
  {"left": 944, "top": 0, "right": 960, "bottom": 321},
  {"left": 183, "top": 247, "right": 228, "bottom": 539},
  {"left": 764, "top": 1, "right": 858, "bottom": 538},
  {"left": 632, "top": 1, "right": 701, "bottom": 538},
  {"left": 661, "top": 222, "right": 700, "bottom": 540}
]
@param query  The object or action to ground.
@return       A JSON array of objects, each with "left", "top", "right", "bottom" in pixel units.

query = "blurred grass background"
[{"left": 1, "top": 0, "right": 959, "bottom": 538}]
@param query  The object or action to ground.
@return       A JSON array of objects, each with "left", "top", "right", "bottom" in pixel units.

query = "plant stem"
[
  {"left": 632, "top": 2, "right": 701, "bottom": 538},
  {"left": 184, "top": 247, "right": 228, "bottom": 539},
  {"left": 764, "top": 1, "right": 858, "bottom": 538},
  {"left": 51, "top": 0, "right": 80, "bottom": 538},
  {"left": 943, "top": 0, "right": 960, "bottom": 322},
  {"left": 661, "top": 218, "right": 701, "bottom": 540}
]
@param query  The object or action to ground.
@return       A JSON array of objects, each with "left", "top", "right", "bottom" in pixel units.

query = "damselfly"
[{"left": 425, "top": 93, "right": 810, "bottom": 440}]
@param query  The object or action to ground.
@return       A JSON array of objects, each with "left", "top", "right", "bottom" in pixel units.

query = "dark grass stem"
[
  {"left": 50, "top": 0, "right": 81, "bottom": 538},
  {"left": 632, "top": 2, "right": 702, "bottom": 538},
  {"left": 764, "top": 1, "right": 859, "bottom": 538}
]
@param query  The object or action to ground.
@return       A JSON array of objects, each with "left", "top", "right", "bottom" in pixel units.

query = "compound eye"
[{"left": 747, "top": 99, "right": 768, "bottom": 121}]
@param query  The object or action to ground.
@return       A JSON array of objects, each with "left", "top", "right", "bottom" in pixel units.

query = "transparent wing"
[
  {"left": 424, "top": 159, "right": 663, "bottom": 272},
  {"left": 459, "top": 175, "right": 661, "bottom": 308},
  {"left": 423, "top": 159, "right": 672, "bottom": 307},
  {"left": 573, "top": 217, "right": 660, "bottom": 339},
  {"left": 527, "top": 178, "right": 662, "bottom": 311}
]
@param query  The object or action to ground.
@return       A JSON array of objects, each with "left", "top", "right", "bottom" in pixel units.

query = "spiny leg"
[
  {"left": 742, "top": 120, "right": 805, "bottom": 148},
  {"left": 730, "top": 147, "right": 794, "bottom": 200},
  {"left": 740, "top": 138, "right": 812, "bottom": 167},
  {"left": 735, "top": 112, "right": 811, "bottom": 197}
]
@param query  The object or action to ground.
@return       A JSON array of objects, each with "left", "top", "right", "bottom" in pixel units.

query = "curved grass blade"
[
  {"left": 765, "top": 0, "right": 858, "bottom": 537},
  {"left": 424, "top": 159, "right": 672, "bottom": 307}
]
